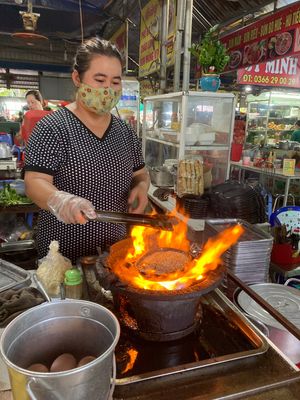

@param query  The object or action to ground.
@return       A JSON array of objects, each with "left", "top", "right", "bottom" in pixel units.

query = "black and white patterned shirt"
[{"left": 25, "top": 107, "right": 145, "bottom": 263}]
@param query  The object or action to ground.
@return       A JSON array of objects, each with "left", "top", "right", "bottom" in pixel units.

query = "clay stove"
[{"left": 97, "top": 223, "right": 244, "bottom": 341}]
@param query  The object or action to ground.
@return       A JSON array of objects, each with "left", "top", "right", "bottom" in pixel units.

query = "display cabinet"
[
  {"left": 113, "top": 78, "right": 140, "bottom": 136},
  {"left": 246, "top": 91, "right": 300, "bottom": 146},
  {"left": 142, "top": 91, "right": 236, "bottom": 186}
]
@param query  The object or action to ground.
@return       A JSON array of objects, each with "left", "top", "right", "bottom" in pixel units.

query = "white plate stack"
[{"left": 205, "top": 219, "right": 274, "bottom": 299}]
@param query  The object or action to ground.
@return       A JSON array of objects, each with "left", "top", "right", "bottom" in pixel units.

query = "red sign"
[
  {"left": 221, "top": 2, "right": 300, "bottom": 71},
  {"left": 237, "top": 55, "right": 300, "bottom": 88}
]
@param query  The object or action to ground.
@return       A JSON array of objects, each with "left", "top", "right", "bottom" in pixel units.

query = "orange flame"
[
  {"left": 111, "top": 217, "right": 244, "bottom": 292},
  {"left": 122, "top": 349, "right": 138, "bottom": 374}
]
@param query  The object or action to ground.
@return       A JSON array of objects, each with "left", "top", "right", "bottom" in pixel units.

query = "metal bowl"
[{"left": 148, "top": 166, "right": 174, "bottom": 187}]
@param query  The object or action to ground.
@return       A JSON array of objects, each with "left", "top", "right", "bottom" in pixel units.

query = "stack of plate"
[
  {"left": 208, "top": 181, "right": 266, "bottom": 224},
  {"left": 176, "top": 195, "right": 209, "bottom": 219},
  {"left": 205, "top": 219, "right": 273, "bottom": 298}
]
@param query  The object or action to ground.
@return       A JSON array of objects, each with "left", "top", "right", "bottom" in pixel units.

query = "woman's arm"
[
  {"left": 128, "top": 167, "right": 150, "bottom": 213},
  {"left": 24, "top": 171, "right": 56, "bottom": 210},
  {"left": 24, "top": 171, "right": 95, "bottom": 223}
]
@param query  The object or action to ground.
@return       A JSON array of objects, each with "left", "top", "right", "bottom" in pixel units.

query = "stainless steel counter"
[{"left": 113, "top": 347, "right": 299, "bottom": 399}]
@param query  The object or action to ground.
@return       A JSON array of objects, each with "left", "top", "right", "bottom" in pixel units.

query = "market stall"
[{"left": 1, "top": 1, "right": 300, "bottom": 399}]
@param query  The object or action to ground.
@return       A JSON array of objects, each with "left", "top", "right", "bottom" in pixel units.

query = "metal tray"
[
  {"left": 0, "top": 258, "right": 31, "bottom": 293},
  {"left": 205, "top": 218, "right": 273, "bottom": 242},
  {"left": 115, "top": 289, "right": 269, "bottom": 386},
  {"left": 0, "top": 240, "right": 35, "bottom": 253}
]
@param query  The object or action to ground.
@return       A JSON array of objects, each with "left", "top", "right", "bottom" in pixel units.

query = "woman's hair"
[
  {"left": 73, "top": 37, "right": 123, "bottom": 78},
  {"left": 25, "top": 90, "right": 43, "bottom": 103},
  {"left": 295, "top": 120, "right": 300, "bottom": 127}
]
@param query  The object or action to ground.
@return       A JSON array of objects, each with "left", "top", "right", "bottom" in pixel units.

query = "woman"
[
  {"left": 15, "top": 90, "right": 47, "bottom": 145},
  {"left": 24, "top": 37, "right": 150, "bottom": 263},
  {"left": 25, "top": 90, "right": 44, "bottom": 111}
]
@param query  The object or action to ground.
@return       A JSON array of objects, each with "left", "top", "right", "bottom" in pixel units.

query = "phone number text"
[{"left": 240, "top": 74, "right": 299, "bottom": 86}]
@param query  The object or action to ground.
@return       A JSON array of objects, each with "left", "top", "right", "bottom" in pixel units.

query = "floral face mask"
[{"left": 77, "top": 83, "right": 122, "bottom": 115}]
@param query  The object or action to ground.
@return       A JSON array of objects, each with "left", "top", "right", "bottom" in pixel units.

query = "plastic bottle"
[
  {"left": 122, "top": 89, "right": 130, "bottom": 107},
  {"left": 64, "top": 268, "right": 83, "bottom": 299}
]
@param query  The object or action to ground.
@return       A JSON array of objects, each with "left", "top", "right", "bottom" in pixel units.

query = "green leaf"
[{"left": 189, "top": 26, "right": 229, "bottom": 74}]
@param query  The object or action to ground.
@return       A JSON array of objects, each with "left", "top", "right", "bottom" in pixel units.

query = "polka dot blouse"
[{"left": 25, "top": 107, "right": 145, "bottom": 264}]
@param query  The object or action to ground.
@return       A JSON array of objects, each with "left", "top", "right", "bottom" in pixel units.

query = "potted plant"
[{"left": 189, "top": 25, "right": 230, "bottom": 91}]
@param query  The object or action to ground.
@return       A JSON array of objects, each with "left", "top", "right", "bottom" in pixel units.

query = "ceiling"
[{"left": 0, "top": 0, "right": 297, "bottom": 75}]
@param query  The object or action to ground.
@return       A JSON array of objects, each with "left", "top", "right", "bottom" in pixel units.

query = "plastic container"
[
  {"left": 0, "top": 132, "right": 13, "bottom": 147},
  {"left": 271, "top": 243, "right": 300, "bottom": 268},
  {"left": 230, "top": 143, "right": 243, "bottom": 162},
  {"left": 64, "top": 268, "right": 83, "bottom": 299}
]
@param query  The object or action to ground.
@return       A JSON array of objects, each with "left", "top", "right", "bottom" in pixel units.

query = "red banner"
[
  {"left": 221, "top": 2, "right": 300, "bottom": 71},
  {"left": 237, "top": 55, "right": 300, "bottom": 88}
]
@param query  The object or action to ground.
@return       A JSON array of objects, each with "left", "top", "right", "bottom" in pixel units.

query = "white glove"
[{"left": 47, "top": 191, "right": 96, "bottom": 224}]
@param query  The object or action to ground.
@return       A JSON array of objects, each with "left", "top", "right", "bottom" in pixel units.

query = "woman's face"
[
  {"left": 26, "top": 94, "right": 43, "bottom": 111},
  {"left": 75, "top": 54, "right": 122, "bottom": 91}
]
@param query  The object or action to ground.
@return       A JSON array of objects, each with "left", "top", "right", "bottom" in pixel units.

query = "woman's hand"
[
  {"left": 128, "top": 168, "right": 150, "bottom": 213},
  {"left": 47, "top": 191, "right": 96, "bottom": 224}
]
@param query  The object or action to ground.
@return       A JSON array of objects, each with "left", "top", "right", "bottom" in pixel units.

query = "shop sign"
[
  {"left": 139, "top": 0, "right": 176, "bottom": 78},
  {"left": 283, "top": 159, "right": 296, "bottom": 176},
  {"left": 237, "top": 55, "right": 300, "bottom": 88},
  {"left": 110, "top": 23, "right": 128, "bottom": 71},
  {"left": 221, "top": 2, "right": 300, "bottom": 71}
]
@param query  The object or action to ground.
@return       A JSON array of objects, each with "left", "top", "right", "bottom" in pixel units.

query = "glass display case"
[
  {"left": 113, "top": 78, "right": 140, "bottom": 136},
  {"left": 246, "top": 91, "right": 300, "bottom": 146},
  {"left": 142, "top": 91, "right": 236, "bottom": 186}
]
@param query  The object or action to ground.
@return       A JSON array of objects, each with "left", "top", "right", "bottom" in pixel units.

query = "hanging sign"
[
  {"left": 221, "top": 2, "right": 300, "bottom": 71},
  {"left": 139, "top": 0, "right": 161, "bottom": 78},
  {"left": 139, "top": 0, "right": 176, "bottom": 78},
  {"left": 237, "top": 55, "right": 300, "bottom": 88},
  {"left": 110, "top": 22, "right": 128, "bottom": 71}
]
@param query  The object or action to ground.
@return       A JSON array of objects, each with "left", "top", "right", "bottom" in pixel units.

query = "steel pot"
[
  {"left": 0, "top": 300, "right": 120, "bottom": 400},
  {"left": 148, "top": 166, "right": 174, "bottom": 187},
  {"left": 278, "top": 141, "right": 289, "bottom": 150},
  {"left": 288, "top": 141, "right": 300, "bottom": 150},
  {"left": 0, "top": 142, "right": 12, "bottom": 159}
]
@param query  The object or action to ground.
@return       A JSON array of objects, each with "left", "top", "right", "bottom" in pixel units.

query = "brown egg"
[
  {"left": 50, "top": 353, "right": 77, "bottom": 372},
  {"left": 77, "top": 355, "right": 97, "bottom": 367},
  {"left": 27, "top": 363, "right": 49, "bottom": 373}
]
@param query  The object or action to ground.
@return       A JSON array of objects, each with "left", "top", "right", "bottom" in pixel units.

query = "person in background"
[
  {"left": 24, "top": 37, "right": 150, "bottom": 264},
  {"left": 14, "top": 90, "right": 45, "bottom": 145},
  {"left": 291, "top": 120, "right": 300, "bottom": 143},
  {"left": 25, "top": 90, "right": 44, "bottom": 111}
]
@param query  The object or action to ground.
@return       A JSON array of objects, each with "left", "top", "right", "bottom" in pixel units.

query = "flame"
[
  {"left": 122, "top": 349, "right": 138, "bottom": 374},
  {"left": 111, "top": 216, "right": 244, "bottom": 292}
]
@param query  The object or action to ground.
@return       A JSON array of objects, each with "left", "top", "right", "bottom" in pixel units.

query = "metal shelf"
[{"left": 145, "top": 137, "right": 180, "bottom": 148}]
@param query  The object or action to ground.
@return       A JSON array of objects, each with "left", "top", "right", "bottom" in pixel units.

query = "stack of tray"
[
  {"left": 0, "top": 258, "right": 31, "bottom": 293},
  {"left": 205, "top": 219, "right": 273, "bottom": 298},
  {"left": 208, "top": 182, "right": 266, "bottom": 224}
]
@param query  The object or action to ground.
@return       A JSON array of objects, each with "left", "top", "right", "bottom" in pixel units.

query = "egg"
[
  {"left": 27, "top": 363, "right": 49, "bottom": 373},
  {"left": 77, "top": 355, "right": 96, "bottom": 367},
  {"left": 50, "top": 353, "right": 77, "bottom": 372}
]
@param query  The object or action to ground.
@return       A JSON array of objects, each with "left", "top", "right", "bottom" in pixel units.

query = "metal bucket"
[{"left": 0, "top": 300, "right": 120, "bottom": 400}]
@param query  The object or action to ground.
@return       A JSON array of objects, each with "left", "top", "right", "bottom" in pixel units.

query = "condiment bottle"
[{"left": 64, "top": 268, "right": 83, "bottom": 299}]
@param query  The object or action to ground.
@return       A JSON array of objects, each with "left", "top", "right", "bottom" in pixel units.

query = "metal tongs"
[{"left": 88, "top": 210, "right": 177, "bottom": 231}]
